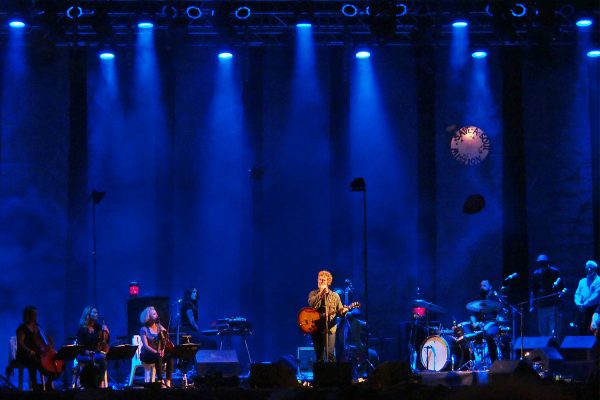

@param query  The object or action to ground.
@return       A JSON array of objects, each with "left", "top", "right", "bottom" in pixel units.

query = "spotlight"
[
  {"left": 587, "top": 50, "right": 600, "bottom": 58},
  {"left": 8, "top": 20, "right": 26, "bottom": 29},
  {"left": 355, "top": 50, "right": 371, "bottom": 59},
  {"left": 234, "top": 6, "right": 251, "bottom": 20},
  {"left": 576, "top": 19, "right": 593, "bottom": 27},
  {"left": 296, "top": 22, "right": 312, "bottom": 28},
  {"left": 218, "top": 52, "right": 233, "bottom": 60},
  {"left": 186, "top": 6, "right": 202, "bottom": 20},
  {"left": 66, "top": 6, "right": 83, "bottom": 20},
  {"left": 452, "top": 20, "right": 468, "bottom": 28},
  {"left": 99, "top": 52, "right": 115, "bottom": 60},
  {"left": 137, "top": 22, "right": 154, "bottom": 29},
  {"left": 341, "top": 4, "right": 358, "bottom": 17},
  {"left": 472, "top": 51, "right": 488, "bottom": 59},
  {"left": 510, "top": 3, "right": 527, "bottom": 18}
]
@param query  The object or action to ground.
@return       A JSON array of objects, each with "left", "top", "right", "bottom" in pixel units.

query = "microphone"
[
  {"left": 504, "top": 273, "right": 519, "bottom": 281},
  {"left": 552, "top": 277, "right": 561, "bottom": 289}
]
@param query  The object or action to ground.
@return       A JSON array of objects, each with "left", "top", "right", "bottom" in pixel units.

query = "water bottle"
[{"left": 183, "top": 373, "right": 188, "bottom": 387}]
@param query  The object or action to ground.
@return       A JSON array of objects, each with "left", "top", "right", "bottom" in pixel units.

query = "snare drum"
[{"left": 420, "top": 336, "right": 451, "bottom": 371}]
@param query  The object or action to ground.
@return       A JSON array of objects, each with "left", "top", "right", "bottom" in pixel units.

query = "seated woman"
[
  {"left": 75, "top": 306, "right": 110, "bottom": 387},
  {"left": 139, "top": 306, "right": 174, "bottom": 388},
  {"left": 15, "top": 306, "right": 48, "bottom": 390}
]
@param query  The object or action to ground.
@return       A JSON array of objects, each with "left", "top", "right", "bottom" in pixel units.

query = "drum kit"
[{"left": 411, "top": 298, "right": 512, "bottom": 372}]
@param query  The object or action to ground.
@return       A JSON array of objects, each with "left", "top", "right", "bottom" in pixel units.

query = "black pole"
[
  {"left": 362, "top": 189, "right": 369, "bottom": 355},
  {"left": 350, "top": 177, "right": 368, "bottom": 357},
  {"left": 92, "top": 200, "right": 97, "bottom": 306}
]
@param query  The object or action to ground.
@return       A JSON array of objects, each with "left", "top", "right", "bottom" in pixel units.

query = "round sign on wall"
[{"left": 450, "top": 126, "right": 490, "bottom": 166}]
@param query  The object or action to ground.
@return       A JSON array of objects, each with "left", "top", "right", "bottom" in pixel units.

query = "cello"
[{"left": 37, "top": 327, "right": 65, "bottom": 378}]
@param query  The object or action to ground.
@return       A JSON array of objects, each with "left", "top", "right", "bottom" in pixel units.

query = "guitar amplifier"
[{"left": 297, "top": 347, "right": 315, "bottom": 374}]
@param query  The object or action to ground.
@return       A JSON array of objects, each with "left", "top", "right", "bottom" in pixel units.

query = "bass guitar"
[{"left": 297, "top": 302, "right": 360, "bottom": 334}]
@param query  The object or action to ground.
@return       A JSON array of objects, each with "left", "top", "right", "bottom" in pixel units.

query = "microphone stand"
[
  {"left": 493, "top": 293, "right": 521, "bottom": 360},
  {"left": 516, "top": 291, "right": 565, "bottom": 358},
  {"left": 323, "top": 290, "right": 329, "bottom": 363}
]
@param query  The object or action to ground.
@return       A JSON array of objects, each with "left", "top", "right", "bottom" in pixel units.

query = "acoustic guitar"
[{"left": 297, "top": 302, "right": 360, "bottom": 334}]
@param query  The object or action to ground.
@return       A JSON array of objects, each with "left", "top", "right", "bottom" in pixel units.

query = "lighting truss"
[{"left": 0, "top": 0, "right": 597, "bottom": 47}]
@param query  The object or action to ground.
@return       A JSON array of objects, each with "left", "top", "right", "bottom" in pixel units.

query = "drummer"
[{"left": 469, "top": 279, "right": 500, "bottom": 362}]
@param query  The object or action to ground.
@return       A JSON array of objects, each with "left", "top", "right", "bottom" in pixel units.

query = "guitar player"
[{"left": 307, "top": 270, "right": 349, "bottom": 362}]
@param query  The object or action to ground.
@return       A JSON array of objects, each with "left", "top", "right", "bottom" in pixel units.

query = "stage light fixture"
[
  {"left": 395, "top": 3, "right": 408, "bottom": 17},
  {"left": 218, "top": 52, "right": 233, "bottom": 60},
  {"left": 452, "top": 20, "right": 468, "bottom": 28},
  {"left": 296, "top": 22, "right": 312, "bottom": 28},
  {"left": 510, "top": 3, "right": 527, "bottom": 18},
  {"left": 341, "top": 4, "right": 358, "bottom": 17},
  {"left": 66, "top": 6, "right": 83, "bottom": 20},
  {"left": 8, "top": 20, "right": 26, "bottom": 29},
  {"left": 355, "top": 50, "right": 371, "bottom": 59},
  {"left": 99, "top": 52, "right": 115, "bottom": 60},
  {"left": 576, "top": 19, "right": 593, "bottom": 27},
  {"left": 186, "top": 6, "right": 202, "bottom": 20},
  {"left": 162, "top": 5, "right": 178, "bottom": 19},
  {"left": 587, "top": 50, "right": 600, "bottom": 58},
  {"left": 138, "top": 22, "right": 154, "bottom": 29},
  {"left": 234, "top": 6, "right": 251, "bottom": 20},
  {"left": 472, "top": 51, "right": 487, "bottom": 58}
]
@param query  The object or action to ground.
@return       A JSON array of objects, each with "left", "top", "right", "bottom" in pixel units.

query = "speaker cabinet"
[
  {"left": 127, "top": 296, "right": 171, "bottom": 338},
  {"left": 369, "top": 362, "right": 412, "bottom": 389},
  {"left": 313, "top": 362, "right": 352, "bottom": 387},
  {"left": 561, "top": 336, "right": 597, "bottom": 361},
  {"left": 196, "top": 350, "right": 240, "bottom": 377},
  {"left": 488, "top": 360, "right": 540, "bottom": 385},
  {"left": 249, "top": 362, "right": 298, "bottom": 388}
]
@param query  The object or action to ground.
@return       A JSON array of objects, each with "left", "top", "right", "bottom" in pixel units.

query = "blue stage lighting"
[
  {"left": 296, "top": 23, "right": 312, "bottom": 28},
  {"left": 218, "top": 52, "right": 233, "bottom": 60},
  {"left": 235, "top": 7, "right": 251, "bottom": 20},
  {"left": 99, "top": 52, "right": 115, "bottom": 60},
  {"left": 511, "top": 3, "right": 527, "bottom": 18},
  {"left": 576, "top": 19, "right": 593, "bottom": 27},
  {"left": 66, "top": 6, "right": 83, "bottom": 20},
  {"left": 341, "top": 4, "right": 358, "bottom": 17},
  {"left": 138, "top": 22, "right": 154, "bottom": 29},
  {"left": 452, "top": 21, "right": 468, "bottom": 28},
  {"left": 186, "top": 6, "right": 202, "bottom": 20},
  {"left": 472, "top": 51, "right": 487, "bottom": 59},
  {"left": 587, "top": 50, "right": 600, "bottom": 58},
  {"left": 9, "top": 20, "right": 26, "bottom": 29},
  {"left": 355, "top": 51, "right": 371, "bottom": 59},
  {"left": 396, "top": 4, "right": 408, "bottom": 17}
]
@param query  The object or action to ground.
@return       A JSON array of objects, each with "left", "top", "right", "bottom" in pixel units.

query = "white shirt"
[{"left": 574, "top": 274, "right": 600, "bottom": 307}]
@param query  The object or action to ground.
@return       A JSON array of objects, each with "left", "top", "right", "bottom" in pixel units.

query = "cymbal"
[
  {"left": 466, "top": 300, "right": 499, "bottom": 313},
  {"left": 413, "top": 299, "right": 446, "bottom": 314}
]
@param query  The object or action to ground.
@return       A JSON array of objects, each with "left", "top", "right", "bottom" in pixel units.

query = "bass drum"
[
  {"left": 420, "top": 336, "right": 451, "bottom": 371},
  {"left": 420, "top": 335, "right": 468, "bottom": 371}
]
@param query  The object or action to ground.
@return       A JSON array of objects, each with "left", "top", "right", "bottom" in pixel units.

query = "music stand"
[
  {"left": 106, "top": 345, "right": 138, "bottom": 361},
  {"left": 170, "top": 344, "right": 200, "bottom": 360},
  {"left": 55, "top": 345, "right": 84, "bottom": 361}
]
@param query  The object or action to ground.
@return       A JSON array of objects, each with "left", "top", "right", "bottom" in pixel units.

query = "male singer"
[
  {"left": 530, "top": 254, "right": 564, "bottom": 337},
  {"left": 308, "top": 270, "right": 349, "bottom": 362}
]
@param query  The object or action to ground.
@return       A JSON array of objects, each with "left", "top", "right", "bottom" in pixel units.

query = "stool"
[
  {"left": 128, "top": 335, "right": 157, "bottom": 385},
  {"left": 6, "top": 336, "right": 46, "bottom": 391}
]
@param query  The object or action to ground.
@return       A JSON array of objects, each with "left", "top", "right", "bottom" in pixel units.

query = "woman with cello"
[
  {"left": 15, "top": 305, "right": 58, "bottom": 390},
  {"left": 139, "top": 306, "right": 174, "bottom": 388},
  {"left": 75, "top": 306, "right": 110, "bottom": 387}
]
